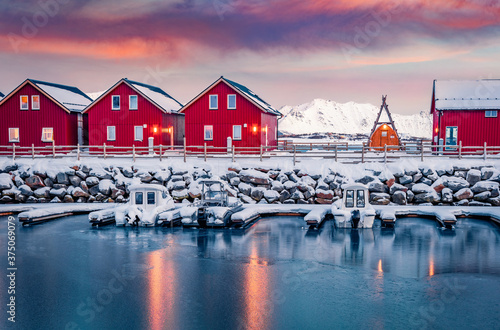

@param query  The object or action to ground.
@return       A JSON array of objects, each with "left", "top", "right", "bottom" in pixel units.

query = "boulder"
[
  {"left": 392, "top": 191, "right": 407, "bottom": 205},
  {"left": 454, "top": 188, "right": 473, "bottom": 201},
  {"left": 88, "top": 185, "right": 100, "bottom": 196},
  {"left": 238, "top": 182, "right": 252, "bottom": 196},
  {"left": 303, "top": 186, "right": 315, "bottom": 200},
  {"left": 173, "top": 181, "right": 186, "bottom": 190},
  {"left": 279, "top": 190, "right": 291, "bottom": 203},
  {"left": 15, "top": 194, "right": 27, "bottom": 203},
  {"left": 264, "top": 190, "right": 280, "bottom": 203},
  {"left": 69, "top": 175, "right": 82, "bottom": 187},
  {"left": 90, "top": 169, "right": 112, "bottom": 180},
  {"left": 431, "top": 178, "right": 445, "bottom": 193},
  {"left": 316, "top": 189, "right": 334, "bottom": 200},
  {"left": 121, "top": 167, "right": 134, "bottom": 178},
  {"left": 443, "top": 176, "right": 470, "bottom": 192},
  {"left": 72, "top": 187, "right": 90, "bottom": 198},
  {"left": 240, "top": 195, "right": 255, "bottom": 204},
  {"left": 50, "top": 197, "right": 62, "bottom": 203},
  {"left": 300, "top": 176, "right": 317, "bottom": 188},
  {"left": 271, "top": 181, "right": 283, "bottom": 192},
  {"left": 471, "top": 181, "right": 499, "bottom": 194},
  {"left": 290, "top": 190, "right": 304, "bottom": 200},
  {"left": 230, "top": 177, "right": 241, "bottom": 187},
  {"left": 355, "top": 175, "right": 375, "bottom": 185},
  {"left": 44, "top": 177, "right": 54, "bottom": 188},
  {"left": 240, "top": 169, "right": 271, "bottom": 185},
  {"left": 139, "top": 174, "right": 154, "bottom": 183},
  {"left": 417, "top": 177, "right": 432, "bottom": 186},
  {"left": 25, "top": 175, "right": 45, "bottom": 189},
  {"left": 250, "top": 187, "right": 266, "bottom": 202},
  {"left": 454, "top": 171, "right": 467, "bottom": 179},
  {"left": 406, "top": 190, "right": 414, "bottom": 203},
  {"left": 85, "top": 176, "right": 99, "bottom": 186},
  {"left": 154, "top": 170, "right": 171, "bottom": 182},
  {"left": 466, "top": 169, "right": 481, "bottom": 186},
  {"left": 56, "top": 172, "right": 69, "bottom": 184},
  {"left": 98, "top": 179, "right": 114, "bottom": 195},
  {"left": 111, "top": 188, "right": 125, "bottom": 199},
  {"left": 370, "top": 193, "right": 390, "bottom": 204},
  {"left": 19, "top": 185, "right": 33, "bottom": 196},
  {"left": 412, "top": 183, "right": 434, "bottom": 194},
  {"left": 0, "top": 196, "right": 13, "bottom": 203},
  {"left": 389, "top": 183, "right": 407, "bottom": 195},
  {"left": 487, "top": 197, "right": 500, "bottom": 206},
  {"left": 399, "top": 175, "right": 413, "bottom": 185},
  {"left": 315, "top": 198, "right": 334, "bottom": 204},
  {"left": 13, "top": 176, "right": 24, "bottom": 187},
  {"left": 412, "top": 172, "right": 423, "bottom": 183},
  {"left": 474, "top": 191, "right": 491, "bottom": 202},
  {"left": 34, "top": 187, "right": 51, "bottom": 198},
  {"left": 414, "top": 192, "right": 439, "bottom": 204},
  {"left": 441, "top": 188, "right": 453, "bottom": 203},
  {"left": 63, "top": 195, "right": 74, "bottom": 203},
  {"left": 368, "top": 181, "right": 386, "bottom": 193},
  {"left": 481, "top": 167, "right": 495, "bottom": 180},
  {"left": 283, "top": 199, "right": 295, "bottom": 204},
  {"left": 75, "top": 170, "right": 87, "bottom": 180},
  {"left": 50, "top": 188, "right": 67, "bottom": 199}
]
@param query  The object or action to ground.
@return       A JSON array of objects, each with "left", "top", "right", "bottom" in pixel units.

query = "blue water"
[{"left": 1, "top": 215, "right": 500, "bottom": 329}]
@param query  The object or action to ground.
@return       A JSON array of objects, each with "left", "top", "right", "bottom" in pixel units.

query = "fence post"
[
  {"left": 12, "top": 144, "right": 16, "bottom": 160},
  {"left": 361, "top": 144, "right": 365, "bottom": 163},
  {"left": 204, "top": 143, "right": 207, "bottom": 162},
  {"left": 260, "top": 145, "right": 263, "bottom": 162},
  {"left": 183, "top": 137, "right": 186, "bottom": 163},
  {"left": 420, "top": 139, "right": 424, "bottom": 162},
  {"left": 335, "top": 145, "right": 338, "bottom": 162},
  {"left": 133, "top": 145, "right": 136, "bottom": 162},
  {"left": 293, "top": 145, "right": 296, "bottom": 166},
  {"left": 103, "top": 143, "right": 106, "bottom": 159},
  {"left": 159, "top": 144, "right": 162, "bottom": 161},
  {"left": 77, "top": 144, "right": 80, "bottom": 161},
  {"left": 458, "top": 141, "right": 462, "bottom": 160},
  {"left": 232, "top": 145, "right": 235, "bottom": 163},
  {"left": 52, "top": 140, "right": 56, "bottom": 158},
  {"left": 384, "top": 144, "right": 387, "bottom": 164},
  {"left": 32, "top": 143, "right": 35, "bottom": 160},
  {"left": 484, "top": 142, "right": 487, "bottom": 160}
]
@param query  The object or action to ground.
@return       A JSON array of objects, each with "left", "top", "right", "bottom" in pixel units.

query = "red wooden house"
[
  {"left": 0, "top": 79, "right": 92, "bottom": 147},
  {"left": 83, "top": 78, "right": 184, "bottom": 149},
  {"left": 431, "top": 80, "right": 500, "bottom": 149},
  {"left": 179, "top": 76, "right": 281, "bottom": 152}
]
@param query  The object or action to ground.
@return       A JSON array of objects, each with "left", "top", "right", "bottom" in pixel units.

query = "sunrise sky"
[{"left": 1, "top": 0, "right": 500, "bottom": 114}]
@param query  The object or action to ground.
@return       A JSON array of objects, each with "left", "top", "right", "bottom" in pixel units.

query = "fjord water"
[{"left": 1, "top": 215, "right": 500, "bottom": 329}]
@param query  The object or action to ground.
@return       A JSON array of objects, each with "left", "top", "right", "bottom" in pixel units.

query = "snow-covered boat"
[
  {"left": 115, "top": 184, "right": 174, "bottom": 227},
  {"left": 332, "top": 184, "right": 376, "bottom": 228},
  {"left": 182, "top": 180, "right": 242, "bottom": 227}
]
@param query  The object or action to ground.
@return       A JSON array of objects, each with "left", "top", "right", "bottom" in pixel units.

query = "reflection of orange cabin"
[{"left": 369, "top": 124, "right": 400, "bottom": 150}]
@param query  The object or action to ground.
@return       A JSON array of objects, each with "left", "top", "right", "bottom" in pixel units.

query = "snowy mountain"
[{"left": 278, "top": 99, "right": 432, "bottom": 138}]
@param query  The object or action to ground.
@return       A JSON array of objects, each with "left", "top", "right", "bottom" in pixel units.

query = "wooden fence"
[{"left": 0, "top": 139, "right": 499, "bottom": 164}]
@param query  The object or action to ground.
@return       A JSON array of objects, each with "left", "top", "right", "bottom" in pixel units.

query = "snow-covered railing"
[{"left": 0, "top": 140, "right": 499, "bottom": 163}]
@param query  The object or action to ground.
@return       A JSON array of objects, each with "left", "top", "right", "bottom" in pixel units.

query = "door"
[{"left": 445, "top": 126, "right": 458, "bottom": 150}]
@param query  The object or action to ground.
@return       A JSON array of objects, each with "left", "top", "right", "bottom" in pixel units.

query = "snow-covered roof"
[
  {"left": 124, "top": 79, "right": 183, "bottom": 113},
  {"left": 83, "top": 78, "right": 183, "bottom": 114},
  {"left": 222, "top": 77, "right": 281, "bottom": 116},
  {"left": 180, "top": 76, "right": 281, "bottom": 116},
  {"left": 30, "top": 79, "right": 93, "bottom": 113},
  {"left": 434, "top": 80, "right": 500, "bottom": 111}
]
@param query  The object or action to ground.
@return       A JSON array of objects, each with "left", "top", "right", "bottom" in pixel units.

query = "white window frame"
[
  {"left": 112, "top": 95, "right": 120, "bottom": 110},
  {"left": 485, "top": 110, "right": 498, "bottom": 118},
  {"left": 129, "top": 95, "right": 138, "bottom": 110},
  {"left": 41, "top": 127, "right": 53, "bottom": 142},
  {"left": 204, "top": 125, "right": 213, "bottom": 141},
  {"left": 20, "top": 95, "right": 29, "bottom": 110},
  {"left": 107, "top": 126, "right": 116, "bottom": 141},
  {"left": 31, "top": 95, "right": 40, "bottom": 110},
  {"left": 134, "top": 126, "right": 143, "bottom": 141},
  {"left": 233, "top": 125, "right": 242, "bottom": 141},
  {"left": 209, "top": 95, "right": 218, "bottom": 110},
  {"left": 9, "top": 128, "right": 19, "bottom": 143},
  {"left": 228, "top": 94, "right": 236, "bottom": 109}
]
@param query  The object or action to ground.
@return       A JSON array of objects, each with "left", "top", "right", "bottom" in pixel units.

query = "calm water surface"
[{"left": 1, "top": 215, "right": 500, "bottom": 330}]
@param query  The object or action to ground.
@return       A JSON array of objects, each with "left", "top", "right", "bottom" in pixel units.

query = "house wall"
[
  {"left": 435, "top": 110, "right": 500, "bottom": 147},
  {"left": 184, "top": 81, "right": 278, "bottom": 151},
  {"left": 87, "top": 82, "right": 183, "bottom": 149},
  {"left": 0, "top": 83, "right": 77, "bottom": 147}
]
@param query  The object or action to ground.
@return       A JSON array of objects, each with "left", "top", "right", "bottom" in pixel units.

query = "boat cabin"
[
  {"left": 342, "top": 184, "right": 369, "bottom": 210},
  {"left": 129, "top": 184, "right": 170, "bottom": 211}
]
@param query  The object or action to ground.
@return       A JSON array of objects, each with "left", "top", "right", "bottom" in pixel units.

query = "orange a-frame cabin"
[{"left": 368, "top": 96, "right": 400, "bottom": 150}]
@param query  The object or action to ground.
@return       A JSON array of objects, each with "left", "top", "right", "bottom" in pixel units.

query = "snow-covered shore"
[{"left": 0, "top": 157, "right": 499, "bottom": 207}]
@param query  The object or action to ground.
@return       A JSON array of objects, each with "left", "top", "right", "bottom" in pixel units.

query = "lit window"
[
  {"left": 20, "top": 96, "right": 29, "bottom": 110},
  {"left": 32, "top": 95, "right": 40, "bottom": 110},
  {"left": 134, "top": 126, "right": 143, "bottom": 141},
  {"left": 228, "top": 94, "right": 236, "bottom": 109},
  {"left": 129, "top": 95, "right": 138, "bottom": 110},
  {"left": 233, "top": 125, "right": 242, "bottom": 140},
  {"left": 486, "top": 110, "right": 498, "bottom": 118},
  {"left": 381, "top": 131, "right": 388, "bottom": 137},
  {"left": 204, "top": 125, "right": 213, "bottom": 141},
  {"left": 107, "top": 126, "right": 116, "bottom": 141},
  {"left": 41, "top": 128, "right": 53, "bottom": 142},
  {"left": 9, "top": 128, "right": 19, "bottom": 142},
  {"left": 112, "top": 95, "right": 120, "bottom": 110},
  {"left": 147, "top": 192, "right": 155, "bottom": 205},
  {"left": 135, "top": 192, "right": 143, "bottom": 205},
  {"left": 209, "top": 95, "right": 218, "bottom": 110}
]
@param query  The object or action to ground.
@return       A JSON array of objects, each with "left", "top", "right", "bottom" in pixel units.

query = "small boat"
[
  {"left": 116, "top": 184, "right": 174, "bottom": 227},
  {"left": 187, "top": 180, "right": 243, "bottom": 227},
  {"left": 332, "top": 183, "right": 376, "bottom": 228}
]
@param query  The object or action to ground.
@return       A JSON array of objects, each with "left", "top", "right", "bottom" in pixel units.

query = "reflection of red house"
[
  {"left": 83, "top": 78, "right": 184, "bottom": 148},
  {"left": 0, "top": 79, "right": 92, "bottom": 147},
  {"left": 179, "top": 76, "right": 281, "bottom": 152},
  {"left": 431, "top": 80, "right": 500, "bottom": 148}
]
